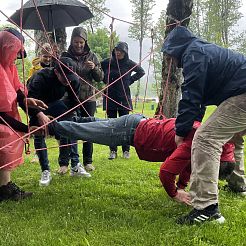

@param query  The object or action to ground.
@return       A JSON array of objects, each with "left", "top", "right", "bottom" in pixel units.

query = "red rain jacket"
[{"left": 134, "top": 118, "right": 235, "bottom": 197}]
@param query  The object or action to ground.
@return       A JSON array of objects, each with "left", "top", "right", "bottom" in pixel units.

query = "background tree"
[
  {"left": 34, "top": 28, "right": 67, "bottom": 56},
  {"left": 157, "top": 0, "right": 193, "bottom": 118},
  {"left": 152, "top": 10, "right": 166, "bottom": 98},
  {"left": 128, "top": 0, "right": 155, "bottom": 108},
  {"left": 83, "top": 0, "right": 109, "bottom": 33},
  {"left": 87, "top": 28, "right": 119, "bottom": 91},
  {"left": 87, "top": 28, "right": 119, "bottom": 60},
  {"left": 189, "top": 0, "right": 243, "bottom": 48}
]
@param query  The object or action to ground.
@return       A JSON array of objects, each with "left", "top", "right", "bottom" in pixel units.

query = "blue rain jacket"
[{"left": 162, "top": 26, "right": 246, "bottom": 137}]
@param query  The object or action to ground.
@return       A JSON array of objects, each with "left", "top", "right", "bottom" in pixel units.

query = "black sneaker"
[
  {"left": 227, "top": 184, "right": 246, "bottom": 196},
  {"left": 176, "top": 204, "right": 225, "bottom": 225},
  {"left": 0, "top": 182, "right": 33, "bottom": 202}
]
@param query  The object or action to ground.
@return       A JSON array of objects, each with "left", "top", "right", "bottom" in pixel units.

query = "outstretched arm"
[{"left": 159, "top": 141, "right": 192, "bottom": 205}]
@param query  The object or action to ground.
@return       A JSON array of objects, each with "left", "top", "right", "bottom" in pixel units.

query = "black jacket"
[
  {"left": 101, "top": 42, "right": 145, "bottom": 110},
  {"left": 162, "top": 26, "right": 246, "bottom": 137},
  {"left": 27, "top": 68, "right": 80, "bottom": 117}
]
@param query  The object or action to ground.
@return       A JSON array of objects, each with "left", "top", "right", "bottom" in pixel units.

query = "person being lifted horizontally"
[
  {"left": 46, "top": 114, "right": 235, "bottom": 205},
  {"left": 162, "top": 26, "right": 246, "bottom": 225}
]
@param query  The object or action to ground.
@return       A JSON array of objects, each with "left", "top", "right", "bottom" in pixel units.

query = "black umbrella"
[{"left": 9, "top": 0, "right": 93, "bottom": 31}]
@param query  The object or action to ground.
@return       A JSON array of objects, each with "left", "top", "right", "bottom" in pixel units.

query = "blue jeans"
[
  {"left": 50, "top": 114, "right": 145, "bottom": 148},
  {"left": 73, "top": 101, "right": 97, "bottom": 165},
  {"left": 107, "top": 109, "right": 130, "bottom": 152},
  {"left": 32, "top": 100, "right": 74, "bottom": 171}
]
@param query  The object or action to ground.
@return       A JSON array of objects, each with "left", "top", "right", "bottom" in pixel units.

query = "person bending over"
[{"left": 47, "top": 114, "right": 235, "bottom": 205}]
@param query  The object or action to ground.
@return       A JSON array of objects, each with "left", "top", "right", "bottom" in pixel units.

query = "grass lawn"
[{"left": 1, "top": 104, "right": 246, "bottom": 245}]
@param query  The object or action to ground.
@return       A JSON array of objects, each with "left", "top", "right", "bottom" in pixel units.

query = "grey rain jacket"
[
  {"left": 162, "top": 26, "right": 246, "bottom": 137},
  {"left": 61, "top": 27, "right": 104, "bottom": 102}
]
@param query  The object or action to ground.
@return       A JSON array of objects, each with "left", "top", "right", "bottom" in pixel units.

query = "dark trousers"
[
  {"left": 107, "top": 109, "right": 130, "bottom": 152},
  {"left": 31, "top": 100, "right": 72, "bottom": 171},
  {"left": 71, "top": 101, "right": 96, "bottom": 165}
]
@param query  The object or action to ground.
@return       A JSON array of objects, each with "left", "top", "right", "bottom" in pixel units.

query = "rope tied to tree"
[{"left": 167, "top": 15, "right": 191, "bottom": 26}]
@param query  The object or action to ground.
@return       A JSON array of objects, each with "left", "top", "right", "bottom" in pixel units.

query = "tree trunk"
[
  {"left": 157, "top": 0, "right": 193, "bottom": 118},
  {"left": 34, "top": 28, "right": 67, "bottom": 56}
]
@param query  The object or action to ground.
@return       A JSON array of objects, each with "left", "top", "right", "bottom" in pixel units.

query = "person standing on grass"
[
  {"left": 101, "top": 41, "right": 145, "bottom": 160},
  {"left": 162, "top": 26, "right": 246, "bottom": 225},
  {"left": 27, "top": 57, "right": 91, "bottom": 187},
  {"left": 0, "top": 27, "right": 47, "bottom": 202},
  {"left": 61, "top": 26, "right": 104, "bottom": 172},
  {"left": 46, "top": 114, "right": 235, "bottom": 205},
  {"left": 28, "top": 43, "right": 53, "bottom": 163}
]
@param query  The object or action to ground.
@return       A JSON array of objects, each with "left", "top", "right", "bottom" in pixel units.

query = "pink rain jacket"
[{"left": 0, "top": 31, "right": 25, "bottom": 170}]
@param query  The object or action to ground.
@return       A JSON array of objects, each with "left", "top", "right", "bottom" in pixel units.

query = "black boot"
[{"left": 0, "top": 182, "right": 33, "bottom": 202}]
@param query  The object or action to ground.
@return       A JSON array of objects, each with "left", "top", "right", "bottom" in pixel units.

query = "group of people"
[
  {"left": 1, "top": 25, "right": 246, "bottom": 226},
  {"left": 0, "top": 26, "right": 145, "bottom": 198}
]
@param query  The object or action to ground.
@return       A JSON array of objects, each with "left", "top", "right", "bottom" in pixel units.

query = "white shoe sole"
[
  {"left": 39, "top": 177, "right": 52, "bottom": 186},
  {"left": 212, "top": 216, "right": 225, "bottom": 224},
  {"left": 70, "top": 173, "right": 91, "bottom": 178}
]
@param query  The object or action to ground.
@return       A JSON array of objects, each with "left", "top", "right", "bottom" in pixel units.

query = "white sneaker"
[
  {"left": 84, "top": 164, "right": 95, "bottom": 172},
  {"left": 70, "top": 163, "right": 91, "bottom": 178},
  {"left": 108, "top": 151, "right": 117, "bottom": 160},
  {"left": 39, "top": 170, "right": 52, "bottom": 186},
  {"left": 123, "top": 151, "right": 130, "bottom": 159}
]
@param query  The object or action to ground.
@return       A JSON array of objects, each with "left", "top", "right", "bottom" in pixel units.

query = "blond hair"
[{"left": 39, "top": 43, "right": 52, "bottom": 56}]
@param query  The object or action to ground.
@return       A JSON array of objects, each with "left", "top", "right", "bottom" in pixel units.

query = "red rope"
[
  {"left": 82, "top": 0, "right": 136, "bottom": 26},
  {"left": 0, "top": 157, "right": 23, "bottom": 170},
  {"left": 141, "top": 53, "right": 152, "bottom": 114},
  {"left": 0, "top": 4, "right": 190, "bottom": 169},
  {"left": 0, "top": 116, "right": 25, "bottom": 143},
  {"left": 158, "top": 57, "right": 173, "bottom": 116},
  {"left": 141, "top": 29, "right": 154, "bottom": 114},
  {"left": 105, "top": 17, "right": 115, "bottom": 117},
  {"left": 0, "top": 51, "right": 152, "bottom": 155},
  {"left": 115, "top": 53, "right": 132, "bottom": 111}
]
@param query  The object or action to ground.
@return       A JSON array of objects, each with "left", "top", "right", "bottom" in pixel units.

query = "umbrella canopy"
[{"left": 9, "top": 0, "right": 93, "bottom": 31}]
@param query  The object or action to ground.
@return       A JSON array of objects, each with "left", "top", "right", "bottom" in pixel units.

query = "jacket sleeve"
[
  {"left": 195, "top": 105, "right": 206, "bottom": 122},
  {"left": 159, "top": 141, "right": 191, "bottom": 197},
  {"left": 91, "top": 53, "right": 104, "bottom": 82},
  {"left": 66, "top": 79, "right": 81, "bottom": 109},
  {"left": 175, "top": 52, "right": 208, "bottom": 137},
  {"left": 0, "top": 112, "right": 28, "bottom": 133},
  {"left": 100, "top": 59, "right": 108, "bottom": 84},
  {"left": 129, "top": 60, "right": 145, "bottom": 85},
  {"left": 27, "top": 73, "right": 45, "bottom": 116}
]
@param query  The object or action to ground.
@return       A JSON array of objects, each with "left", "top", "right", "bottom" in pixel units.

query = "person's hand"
[
  {"left": 175, "top": 135, "right": 184, "bottom": 147},
  {"left": 37, "top": 112, "right": 50, "bottom": 126},
  {"left": 29, "top": 126, "right": 45, "bottom": 136},
  {"left": 84, "top": 61, "right": 95, "bottom": 70},
  {"left": 173, "top": 189, "right": 191, "bottom": 206},
  {"left": 24, "top": 98, "right": 48, "bottom": 110}
]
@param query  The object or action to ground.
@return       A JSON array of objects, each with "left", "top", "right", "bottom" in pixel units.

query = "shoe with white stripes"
[{"left": 176, "top": 203, "right": 225, "bottom": 225}]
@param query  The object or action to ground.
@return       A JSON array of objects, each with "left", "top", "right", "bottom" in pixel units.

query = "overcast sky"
[
  {"left": 1, "top": 0, "right": 246, "bottom": 60},
  {"left": 0, "top": 0, "right": 168, "bottom": 60}
]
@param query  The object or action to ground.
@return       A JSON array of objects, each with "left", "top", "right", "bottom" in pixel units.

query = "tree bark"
[
  {"left": 34, "top": 28, "right": 67, "bottom": 56},
  {"left": 157, "top": 0, "right": 193, "bottom": 118}
]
